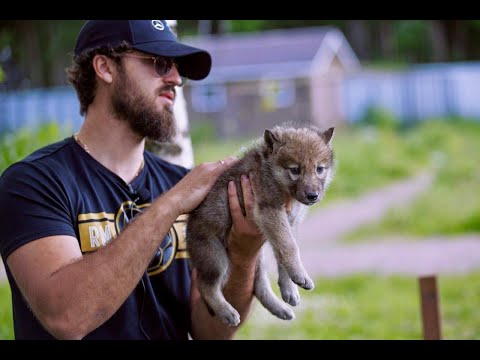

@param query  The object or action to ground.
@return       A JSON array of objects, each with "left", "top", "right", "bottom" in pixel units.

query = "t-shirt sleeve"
[{"left": 0, "top": 162, "right": 76, "bottom": 260}]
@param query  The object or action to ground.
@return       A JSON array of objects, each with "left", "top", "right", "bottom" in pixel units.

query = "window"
[
  {"left": 259, "top": 79, "right": 295, "bottom": 112},
  {"left": 191, "top": 84, "right": 227, "bottom": 113}
]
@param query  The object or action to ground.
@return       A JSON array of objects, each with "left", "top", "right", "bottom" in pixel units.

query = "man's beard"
[{"left": 111, "top": 70, "right": 176, "bottom": 142}]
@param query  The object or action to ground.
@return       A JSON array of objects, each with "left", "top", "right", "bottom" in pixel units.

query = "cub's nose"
[{"left": 305, "top": 192, "right": 319, "bottom": 202}]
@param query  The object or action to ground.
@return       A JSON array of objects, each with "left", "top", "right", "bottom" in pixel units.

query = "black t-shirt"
[{"left": 0, "top": 136, "right": 191, "bottom": 339}]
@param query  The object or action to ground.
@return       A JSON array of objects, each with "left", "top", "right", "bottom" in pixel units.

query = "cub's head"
[{"left": 264, "top": 125, "right": 335, "bottom": 206}]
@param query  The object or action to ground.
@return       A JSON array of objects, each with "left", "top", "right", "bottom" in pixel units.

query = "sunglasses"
[{"left": 122, "top": 53, "right": 188, "bottom": 86}]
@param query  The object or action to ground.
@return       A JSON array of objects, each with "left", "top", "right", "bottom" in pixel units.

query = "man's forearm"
[
  {"left": 190, "top": 257, "right": 257, "bottom": 340},
  {"left": 41, "top": 194, "right": 180, "bottom": 339}
]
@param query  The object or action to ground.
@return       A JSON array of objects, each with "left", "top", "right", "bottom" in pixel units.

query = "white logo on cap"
[{"left": 151, "top": 20, "right": 165, "bottom": 31}]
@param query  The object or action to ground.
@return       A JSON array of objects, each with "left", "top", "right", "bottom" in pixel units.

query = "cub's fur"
[{"left": 186, "top": 124, "right": 335, "bottom": 326}]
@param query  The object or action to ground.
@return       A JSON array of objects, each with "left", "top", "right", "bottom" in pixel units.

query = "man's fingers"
[
  {"left": 216, "top": 156, "right": 237, "bottom": 170},
  {"left": 241, "top": 174, "right": 255, "bottom": 218},
  {"left": 190, "top": 268, "right": 201, "bottom": 302},
  {"left": 228, "top": 181, "right": 242, "bottom": 219}
]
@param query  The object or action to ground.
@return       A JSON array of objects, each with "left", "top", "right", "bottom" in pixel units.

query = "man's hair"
[{"left": 66, "top": 42, "right": 131, "bottom": 116}]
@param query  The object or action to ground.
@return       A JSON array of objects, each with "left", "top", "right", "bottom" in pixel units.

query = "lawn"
[
  {"left": 1, "top": 271, "right": 478, "bottom": 340},
  {"left": 343, "top": 119, "right": 480, "bottom": 242},
  {"left": 236, "top": 272, "right": 480, "bottom": 340},
  {"left": 0, "top": 282, "right": 13, "bottom": 340},
  {"left": 191, "top": 122, "right": 432, "bottom": 206}
]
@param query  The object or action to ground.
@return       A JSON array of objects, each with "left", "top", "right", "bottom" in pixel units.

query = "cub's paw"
[
  {"left": 291, "top": 273, "right": 315, "bottom": 291},
  {"left": 271, "top": 304, "right": 295, "bottom": 321},
  {"left": 280, "top": 286, "right": 300, "bottom": 306},
  {"left": 218, "top": 308, "right": 241, "bottom": 327}
]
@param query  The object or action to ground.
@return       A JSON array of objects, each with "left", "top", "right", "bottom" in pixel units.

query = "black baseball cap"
[{"left": 74, "top": 20, "right": 211, "bottom": 80}]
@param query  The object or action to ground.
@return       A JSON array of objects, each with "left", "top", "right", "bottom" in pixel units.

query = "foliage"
[
  {"left": 236, "top": 272, "right": 480, "bottom": 340},
  {"left": 3, "top": 20, "right": 480, "bottom": 89},
  {"left": 393, "top": 21, "right": 432, "bottom": 62},
  {"left": 0, "top": 122, "right": 71, "bottom": 175}
]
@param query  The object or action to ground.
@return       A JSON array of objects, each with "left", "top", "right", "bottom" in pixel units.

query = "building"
[{"left": 183, "top": 26, "right": 361, "bottom": 138}]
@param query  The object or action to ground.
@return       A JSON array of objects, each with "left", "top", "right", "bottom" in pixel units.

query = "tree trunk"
[
  {"left": 146, "top": 20, "right": 195, "bottom": 169},
  {"left": 379, "top": 21, "right": 394, "bottom": 60},
  {"left": 346, "top": 20, "right": 370, "bottom": 61},
  {"left": 16, "top": 21, "right": 43, "bottom": 88},
  {"left": 430, "top": 20, "right": 448, "bottom": 62}
]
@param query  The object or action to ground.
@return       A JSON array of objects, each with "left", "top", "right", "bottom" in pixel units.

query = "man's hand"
[
  {"left": 166, "top": 156, "right": 237, "bottom": 216},
  {"left": 227, "top": 173, "right": 265, "bottom": 266}
]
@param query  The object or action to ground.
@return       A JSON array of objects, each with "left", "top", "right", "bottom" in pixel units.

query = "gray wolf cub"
[{"left": 186, "top": 124, "right": 335, "bottom": 326}]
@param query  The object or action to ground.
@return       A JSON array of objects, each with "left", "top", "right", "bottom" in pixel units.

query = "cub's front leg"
[
  {"left": 253, "top": 205, "right": 314, "bottom": 290},
  {"left": 278, "top": 263, "right": 300, "bottom": 306}
]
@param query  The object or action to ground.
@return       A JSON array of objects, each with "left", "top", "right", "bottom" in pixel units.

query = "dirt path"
[
  {"left": 298, "top": 171, "right": 434, "bottom": 247},
  {"left": 301, "top": 235, "right": 480, "bottom": 277},
  {"left": 264, "top": 171, "right": 480, "bottom": 277}
]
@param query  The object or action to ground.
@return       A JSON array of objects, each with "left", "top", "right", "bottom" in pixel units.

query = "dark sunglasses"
[{"left": 122, "top": 53, "right": 188, "bottom": 86}]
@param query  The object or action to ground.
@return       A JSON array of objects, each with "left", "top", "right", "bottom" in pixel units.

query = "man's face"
[{"left": 110, "top": 62, "right": 176, "bottom": 142}]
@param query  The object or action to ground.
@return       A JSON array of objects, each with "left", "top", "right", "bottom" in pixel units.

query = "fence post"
[{"left": 418, "top": 275, "right": 442, "bottom": 340}]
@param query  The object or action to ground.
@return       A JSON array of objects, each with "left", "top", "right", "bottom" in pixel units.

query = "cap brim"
[{"left": 132, "top": 41, "right": 211, "bottom": 80}]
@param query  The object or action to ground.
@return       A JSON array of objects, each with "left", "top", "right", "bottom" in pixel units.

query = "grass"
[
  {"left": 343, "top": 119, "right": 480, "bottom": 242},
  {"left": 235, "top": 272, "right": 480, "bottom": 340},
  {"left": 191, "top": 124, "right": 432, "bottom": 206},
  {"left": 0, "top": 282, "right": 13, "bottom": 340},
  {"left": 2, "top": 271, "right": 478, "bottom": 340}
]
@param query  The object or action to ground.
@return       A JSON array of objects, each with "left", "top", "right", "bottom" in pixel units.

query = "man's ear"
[{"left": 92, "top": 54, "right": 114, "bottom": 84}]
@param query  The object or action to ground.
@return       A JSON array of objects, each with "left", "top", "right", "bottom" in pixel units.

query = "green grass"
[
  {"left": 0, "top": 282, "right": 13, "bottom": 340},
  {"left": 2, "top": 272, "right": 478, "bottom": 339},
  {"left": 192, "top": 124, "right": 431, "bottom": 206},
  {"left": 344, "top": 120, "right": 480, "bottom": 242},
  {"left": 236, "top": 272, "right": 480, "bottom": 340}
]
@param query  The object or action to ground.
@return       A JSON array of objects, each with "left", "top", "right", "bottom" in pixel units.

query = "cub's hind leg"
[
  {"left": 254, "top": 247, "right": 295, "bottom": 320},
  {"left": 192, "top": 235, "right": 241, "bottom": 326}
]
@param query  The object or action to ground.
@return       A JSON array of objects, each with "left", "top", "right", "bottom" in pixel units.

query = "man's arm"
[
  {"left": 6, "top": 157, "right": 237, "bottom": 340},
  {"left": 190, "top": 173, "right": 265, "bottom": 339}
]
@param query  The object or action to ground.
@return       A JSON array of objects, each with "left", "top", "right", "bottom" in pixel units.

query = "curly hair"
[{"left": 66, "top": 42, "right": 132, "bottom": 116}]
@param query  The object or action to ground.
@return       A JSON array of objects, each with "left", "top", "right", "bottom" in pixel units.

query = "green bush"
[
  {"left": 359, "top": 106, "right": 400, "bottom": 130},
  {"left": 0, "top": 122, "right": 71, "bottom": 175},
  {"left": 190, "top": 120, "right": 217, "bottom": 145}
]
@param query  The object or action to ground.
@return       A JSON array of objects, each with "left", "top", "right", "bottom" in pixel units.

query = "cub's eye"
[
  {"left": 289, "top": 167, "right": 300, "bottom": 175},
  {"left": 317, "top": 166, "right": 325, "bottom": 174}
]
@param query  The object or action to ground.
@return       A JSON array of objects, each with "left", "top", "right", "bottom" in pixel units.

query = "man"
[{"left": 0, "top": 20, "right": 264, "bottom": 340}]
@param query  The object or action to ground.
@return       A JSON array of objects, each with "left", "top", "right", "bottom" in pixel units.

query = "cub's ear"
[
  {"left": 264, "top": 129, "right": 282, "bottom": 154},
  {"left": 322, "top": 127, "right": 335, "bottom": 146}
]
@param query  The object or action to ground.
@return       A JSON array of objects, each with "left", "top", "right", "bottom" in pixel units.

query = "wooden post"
[{"left": 419, "top": 275, "right": 442, "bottom": 340}]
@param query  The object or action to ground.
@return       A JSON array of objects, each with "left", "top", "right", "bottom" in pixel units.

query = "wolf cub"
[{"left": 186, "top": 124, "right": 335, "bottom": 326}]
